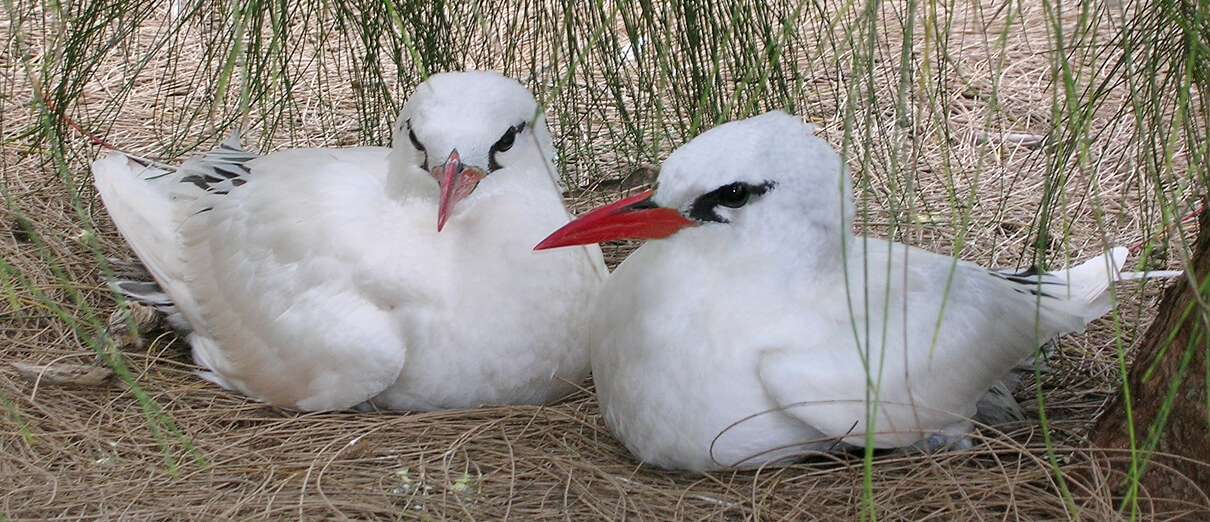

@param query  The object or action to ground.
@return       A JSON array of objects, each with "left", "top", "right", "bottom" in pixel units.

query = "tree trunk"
[{"left": 1091, "top": 206, "right": 1210, "bottom": 507}]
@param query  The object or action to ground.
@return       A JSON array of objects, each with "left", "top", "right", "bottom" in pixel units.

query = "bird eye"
[
  {"left": 492, "top": 123, "right": 525, "bottom": 153},
  {"left": 688, "top": 180, "right": 774, "bottom": 223},
  {"left": 716, "top": 183, "right": 750, "bottom": 208}
]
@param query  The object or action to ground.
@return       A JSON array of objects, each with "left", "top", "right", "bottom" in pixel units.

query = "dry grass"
[{"left": 2, "top": 1, "right": 1209, "bottom": 520}]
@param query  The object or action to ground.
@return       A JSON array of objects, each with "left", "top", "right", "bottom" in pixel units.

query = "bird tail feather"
[
  {"left": 92, "top": 152, "right": 185, "bottom": 294},
  {"left": 1046, "top": 246, "right": 1180, "bottom": 331}
]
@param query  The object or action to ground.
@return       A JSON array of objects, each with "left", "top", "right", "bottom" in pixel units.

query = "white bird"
[
  {"left": 536, "top": 111, "right": 1171, "bottom": 471},
  {"left": 93, "top": 70, "right": 607, "bottom": 412}
]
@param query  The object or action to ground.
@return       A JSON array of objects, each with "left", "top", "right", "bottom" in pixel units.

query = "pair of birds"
[{"left": 93, "top": 71, "right": 1161, "bottom": 471}]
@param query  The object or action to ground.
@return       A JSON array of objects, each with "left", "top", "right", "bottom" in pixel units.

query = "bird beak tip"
[{"left": 435, "top": 150, "right": 484, "bottom": 232}]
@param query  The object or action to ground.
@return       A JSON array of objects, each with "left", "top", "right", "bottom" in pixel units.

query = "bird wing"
[
  {"left": 182, "top": 145, "right": 427, "bottom": 411},
  {"left": 757, "top": 240, "right": 1124, "bottom": 448},
  {"left": 99, "top": 141, "right": 420, "bottom": 410},
  {"left": 93, "top": 153, "right": 197, "bottom": 320}
]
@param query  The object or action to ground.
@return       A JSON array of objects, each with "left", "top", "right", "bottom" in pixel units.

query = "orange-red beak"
[
  {"left": 435, "top": 150, "right": 486, "bottom": 231},
  {"left": 534, "top": 189, "right": 696, "bottom": 250}
]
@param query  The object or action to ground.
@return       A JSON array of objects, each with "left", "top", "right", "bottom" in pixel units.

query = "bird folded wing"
[
  {"left": 757, "top": 345, "right": 982, "bottom": 450},
  {"left": 178, "top": 151, "right": 409, "bottom": 410}
]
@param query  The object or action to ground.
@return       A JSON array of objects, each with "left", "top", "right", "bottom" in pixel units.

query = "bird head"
[
  {"left": 535, "top": 111, "right": 852, "bottom": 250},
  {"left": 391, "top": 71, "right": 557, "bottom": 231}
]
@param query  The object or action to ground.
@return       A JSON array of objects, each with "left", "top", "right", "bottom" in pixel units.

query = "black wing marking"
[
  {"left": 987, "top": 265, "right": 1064, "bottom": 298},
  {"left": 178, "top": 134, "right": 258, "bottom": 194}
]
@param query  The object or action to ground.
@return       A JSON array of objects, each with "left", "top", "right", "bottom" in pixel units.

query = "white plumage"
[
  {"left": 537, "top": 111, "right": 1171, "bottom": 470},
  {"left": 93, "top": 71, "right": 606, "bottom": 411}
]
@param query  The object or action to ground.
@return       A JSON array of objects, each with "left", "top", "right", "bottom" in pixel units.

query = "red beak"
[
  {"left": 534, "top": 189, "right": 696, "bottom": 250},
  {"left": 436, "top": 150, "right": 486, "bottom": 232}
]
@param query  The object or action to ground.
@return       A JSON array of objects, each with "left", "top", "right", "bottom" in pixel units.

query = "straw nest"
[{"left": 3, "top": 1, "right": 1208, "bottom": 519}]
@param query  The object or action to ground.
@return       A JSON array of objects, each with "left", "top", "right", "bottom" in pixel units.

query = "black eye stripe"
[
  {"left": 687, "top": 181, "right": 775, "bottom": 223},
  {"left": 493, "top": 123, "right": 525, "bottom": 152},
  {"left": 489, "top": 122, "right": 527, "bottom": 171},
  {"left": 404, "top": 119, "right": 428, "bottom": 170},
  {"left": 405, "top": 120, "right": 425, "bottom": 152}
]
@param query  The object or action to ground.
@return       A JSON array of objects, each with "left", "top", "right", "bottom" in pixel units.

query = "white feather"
[
  {"left": 586, "top": 111, "right": 1176, "bottom": 470},
  {"left": 94, "top": 71, "right": 606, "bottom": 411}
]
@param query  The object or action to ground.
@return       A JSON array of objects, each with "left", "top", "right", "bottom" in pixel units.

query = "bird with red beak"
[
  {"left": 535, "top": 111, "right": 1172, "bottom": 471},
  {"left": 92, "top": 71, "right": 606, "bottom": 411}
]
